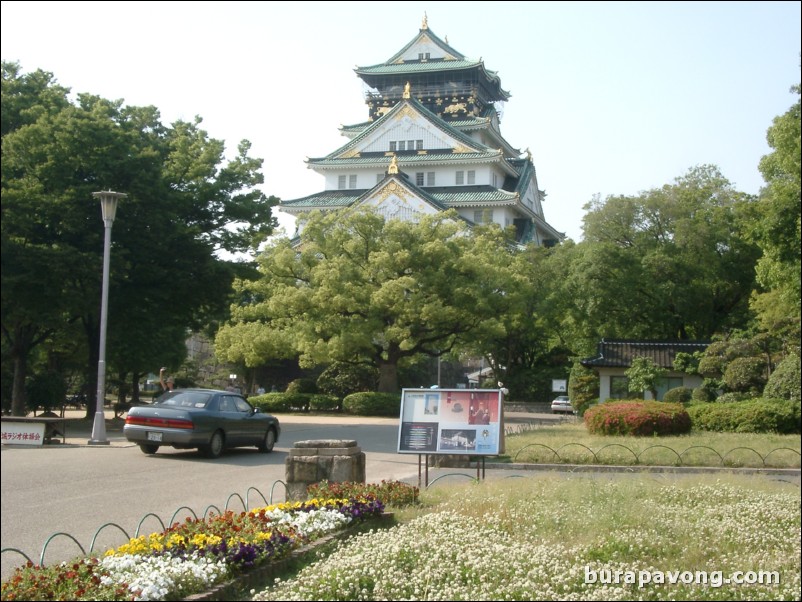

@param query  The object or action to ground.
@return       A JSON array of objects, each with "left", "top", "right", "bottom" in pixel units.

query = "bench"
[{"left": 1, "top": 416, "right": 67, "bottom": 445}]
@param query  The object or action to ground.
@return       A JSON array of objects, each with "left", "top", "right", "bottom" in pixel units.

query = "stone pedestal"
[{"left": 285, "top": 439, "right": 366, "bottom": 501}]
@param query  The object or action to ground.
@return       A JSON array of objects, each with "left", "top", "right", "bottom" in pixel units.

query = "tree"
[
  {"left": 625, "top": 357, "right": 667, "bottom": 400},
  {"left": 216, "top": 209, "right": 520, "bottom": 393},
  {"left": 1, "top": 62, "right": 277, "bottom": 416},
  {"left": 564, "top": 166, "right": 761, "bottom": 341},
  {"left": 751, "top": 82, "right": 801, "bottom": 343}
]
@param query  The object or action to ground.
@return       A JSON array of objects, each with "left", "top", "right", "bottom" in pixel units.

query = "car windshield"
[{"left": 156, "top": 391, "right": 212, "bottom": 409}]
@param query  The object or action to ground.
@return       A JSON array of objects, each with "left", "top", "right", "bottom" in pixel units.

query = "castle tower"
[{"left": 280, "top": 19, "right": 564, "bottom": 247}]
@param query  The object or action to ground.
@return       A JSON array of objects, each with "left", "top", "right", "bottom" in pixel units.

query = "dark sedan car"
[{"left": 124, "top": 389, "right": 280, "bottom": 458}]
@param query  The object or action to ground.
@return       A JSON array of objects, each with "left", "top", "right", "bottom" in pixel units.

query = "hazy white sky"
[{"left": 2, "top": 1, "right": 800, "bottom": 241}]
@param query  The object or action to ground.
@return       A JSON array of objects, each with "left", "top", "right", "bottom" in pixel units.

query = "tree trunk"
[
  {"left": 10, "top": 323, "right": 37, "bottom": 416},
  {"left": 377, "top": 362, "right": 399, "bottom": 393},
  {"left": 130, "top": 372, "right": 141, "bottom": 403},
  {"left": 11, "top": 352, "right": 29, "bottom": 416}
]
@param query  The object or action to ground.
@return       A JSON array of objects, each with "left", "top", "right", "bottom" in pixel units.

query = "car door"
[
  {"left": 217, "top": 395, "right": 244, "bottom": 445},
  {"left": 232, "top": 395, "right": 263, "bottom": 445}
]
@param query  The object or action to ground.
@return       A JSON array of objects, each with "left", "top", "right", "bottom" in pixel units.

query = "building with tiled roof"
[
  {"left": 280, "top": 16, "right": 564, "bottom": 246},
  {"left": 581, "top": 339, "right": 711, "bottom": 402}
]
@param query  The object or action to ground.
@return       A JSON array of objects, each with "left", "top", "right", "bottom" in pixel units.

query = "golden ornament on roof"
[
  {"left": 403, "top": 82, "right": 411, "bottom": 99},
  {"left": 388, "top": 154, "right": 399, "bottom": 174}
]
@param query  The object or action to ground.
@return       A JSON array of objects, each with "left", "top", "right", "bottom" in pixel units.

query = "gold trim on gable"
[
  {"left": 378, "top": 181, "right": 409, "bottom": 203},
  {"left": 392, "top": 105, "right": 417, "bottom": 121}
]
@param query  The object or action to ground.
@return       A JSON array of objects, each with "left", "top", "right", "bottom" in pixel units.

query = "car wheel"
[
  {"left": 203, "top": 431, "right": 225, "bottom": 459},
  {"left": 258, "top": 427, "right": 277, "bottom": 453},
  {"left": 139, "top": 443, "right": 159, "bottom": 455}
]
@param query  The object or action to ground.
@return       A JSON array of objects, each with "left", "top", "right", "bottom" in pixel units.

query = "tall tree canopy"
[
  {"left": 751, "top": 82, "right": 801, "bottom": 344},
  {"left": 215, "top": 209, "right": 521, "bottom": 392},
  {"left": 563, "top": 165, "right": 760, "bottom": 341},
  {"left": 1, "top": 62, "right": 277, "bottom": 416}
]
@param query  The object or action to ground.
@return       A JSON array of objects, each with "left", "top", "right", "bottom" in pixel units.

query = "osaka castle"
[{"left": 280, "top": 16, "right": 564, "bottom": 247}]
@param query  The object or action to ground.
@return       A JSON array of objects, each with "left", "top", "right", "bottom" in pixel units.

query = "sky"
[{"left": 2, "top": 1, "right": 800, "bottom": 242}]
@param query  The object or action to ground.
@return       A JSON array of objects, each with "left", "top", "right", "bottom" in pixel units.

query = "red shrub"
[{"left": 584, "top": 400, "right": 691, "bottom": 436}]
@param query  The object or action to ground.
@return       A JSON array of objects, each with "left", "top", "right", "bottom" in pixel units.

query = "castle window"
[
  {"left": 338, "top": 175, "right": 347, "bottom": 190},
  {"left": 467, "top": 170, "right": 476, "bottom": 185},
  {"left": 389, "top": 141, "right": 397, "bottom": 151},
  {"left": 416, "top": 172, "right": 424, "bottom": 186},
  {"left": 349, "top": 174, "right": 358, "bottom": 189},
  {"left": 473, "top": 209, "right": 494, "bottom": 224},
  {"left": 398, "top": 140, "right": 406, "bottom": 151},
  {"left": 456, "top": 171, "right": 464, "bottom": 185},
  {"left": 426, "top": 172, "right": 436, "bottom": 186},
  {"left": 416, "top": 140, "right": 424, "bottom": 150}
]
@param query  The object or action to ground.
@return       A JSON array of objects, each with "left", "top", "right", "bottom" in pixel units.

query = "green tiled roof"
[
  {"left": 426, "top": 186, "right": 518, "bottom": 204},
  {"left": 308, "top": 150, "right": 502, "bottom": 167},
  {"left": 281, "top": 185, "right": 517, "bottom": 209},
  {"left": 356, "top": 59, "right": 482, "bottom": 75},
  {"left": 281, "top": 190, "right": 363, "bottom": 210}
]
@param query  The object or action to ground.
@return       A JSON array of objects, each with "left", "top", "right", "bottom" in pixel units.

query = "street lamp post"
[{"left": 88, "top": 190, "right": 126, "bottom": 445}]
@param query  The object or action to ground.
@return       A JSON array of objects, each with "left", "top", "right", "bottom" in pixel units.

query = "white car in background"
[{"left": 550, "top": 395, "right": 574, "bottom": 414}]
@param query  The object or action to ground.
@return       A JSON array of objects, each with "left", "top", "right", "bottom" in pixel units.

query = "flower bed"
[{"left": 1, "top": 497, "right": 385, "bottom": 601}]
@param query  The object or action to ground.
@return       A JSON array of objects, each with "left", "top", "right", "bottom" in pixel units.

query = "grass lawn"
[{"left": 501, "top": 421, "right": 801, "bottom": 468}]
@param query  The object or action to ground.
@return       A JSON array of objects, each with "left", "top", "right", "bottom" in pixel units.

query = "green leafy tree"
[
  {"left": 568, "top": 361, "right": 599, "bottom": 415},
  {"left": 625, "top": 357, "right": 667, "bottom": 399},
  {"left": 751, "top": 82, "right": 801, "bottom": 344},
  {"left": 216, "top": 209, "right": 519, "bottom": 393},
  {"left": 1, "top": 62, "right": 277, "bottom": 416},
  {"left": 564, "top": 166, "right": 760, "bottom": 341},
  {"left": 764, "top": 353, "right": 801, "bottom": 403}
]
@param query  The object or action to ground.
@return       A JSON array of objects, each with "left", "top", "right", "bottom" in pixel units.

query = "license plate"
[{"left": 147, "top": 431, "right": 163, "bottom": 442}]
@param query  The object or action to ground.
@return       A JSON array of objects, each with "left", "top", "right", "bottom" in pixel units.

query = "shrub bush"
[
  {"left": 723, "top": 357, "right": 767, "bottom": 394},
  {"left": 692, "top": 383, "right": 714, "bottom": 402},
  {"left": 343, "top": 392, "right": 401, "bottom": 416},
  {"left": 251, "top": 392, "right": 292, "bottom": 413},
  {"left": 309, "top": 393, "right": 342, "bottom": 412},
  {"left": 764, "top": 353, "right": 801, "bottom": 403},
  {"left": 583, "top": 400, "right": 692, "bottom": 436},
  {"left": 317, "top": 363, "right": 378, "bottom": 398},
  {"left": 688, "top": 398, "right": 801, "bottom": 434},
  {"left": 715, "top": 391, "right": 751, "bottom": 404},
  {"left": 662, "top": 386, "right": 693, "bottom": 404},
  {"left": 568, "top": 362, "right": 599, "bottom": 416},
  {"left": 285, "top": 378, "right": 318, "bottom": 394}
]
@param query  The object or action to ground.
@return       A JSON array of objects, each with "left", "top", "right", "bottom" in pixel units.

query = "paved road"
[{"left": 1, "top": 411, "right": 431, "bottom": 580}]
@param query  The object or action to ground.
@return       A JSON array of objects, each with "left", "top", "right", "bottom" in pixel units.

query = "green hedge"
[
  {"left": 309, "top": 394, "right": 341, "bottom": 412},
  {"left": 252, "top": 392, "right": 343, "bottom": 413},
  {"left": 584, "top": 400, "right": 692, "bottom": 436},
  {"left": 343, "top": 392, "right": 401, "bottom": 417},
  {"left": 687, "top": 398, "right": 801, "bottom": 434},
  {"left": 662, "top": 387, "right": 693, "bottom": 404}
]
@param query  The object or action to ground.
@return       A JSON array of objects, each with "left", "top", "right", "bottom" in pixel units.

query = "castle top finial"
[
  {"left": 388, "top": 154, "right": 399, "bottom": 174},
  {"left": 421, "top": 12, "right": 428, "bottom": 30},
  {"left": 403, "top": 82, "right": 411, "bottom": 99}
]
